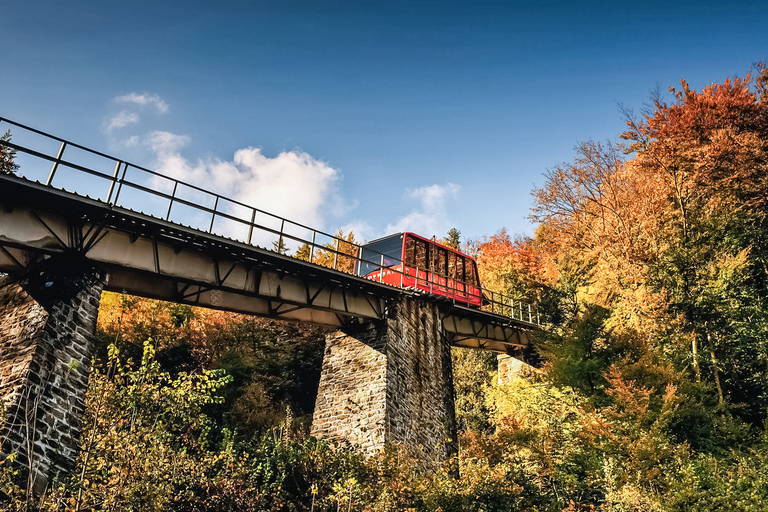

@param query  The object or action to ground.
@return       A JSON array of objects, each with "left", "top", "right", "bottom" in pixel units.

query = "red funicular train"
[{"left": 353, "top": 232, "right": 484, "bottom": 307}]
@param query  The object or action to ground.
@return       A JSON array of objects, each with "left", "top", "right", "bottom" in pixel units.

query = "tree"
[
  {"left": 622, "top": 68, "right": 768, "bottom": 419},
  {"left": 272, "top": 237, "right": 289, "bottom": 255},
  {"left": 312, "top": 228, "right": 358, "bottom": 273},
  {"left": 444, "top": 228, "right": 461, "bottom": 249},
  {"left": 295, "top": 242, "right": 311, "bottom": 261},
  {"left": 0, "top": 130, "right": 19, "bottom": 174}
]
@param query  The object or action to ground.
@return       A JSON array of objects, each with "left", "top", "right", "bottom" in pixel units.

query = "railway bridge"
[{"left": 0, "top": 118, "right": 538, "bottom": 491}]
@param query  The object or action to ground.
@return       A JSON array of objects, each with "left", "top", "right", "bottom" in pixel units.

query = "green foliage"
[
  {"left": 272, "top": 237, "right": 289, "bottom": 254},
  {"left": 96, "top": 293, "right": 328, "bottom": 435},
  {"left": 452, "top": 347, "right": 496, "bottom": 434},
  {"left": 444, "top": 227, "right": 461, "bottom": 249}
]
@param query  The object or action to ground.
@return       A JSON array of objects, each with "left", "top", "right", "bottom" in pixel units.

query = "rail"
[{"left": 0, "top": 117, "right": 539, "bottom": 325}]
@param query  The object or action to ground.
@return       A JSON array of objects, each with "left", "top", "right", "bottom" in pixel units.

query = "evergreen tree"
[
  {"left": 0, "top": 130, "right": 19, "bottom": 174},
  {"left": 445, "top": 227, "right": 461, "bottom": 249}
]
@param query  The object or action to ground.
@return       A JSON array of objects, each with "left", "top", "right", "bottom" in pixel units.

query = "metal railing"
[{"left": 0, "top": 117, "right": 539, "bottom": 325}]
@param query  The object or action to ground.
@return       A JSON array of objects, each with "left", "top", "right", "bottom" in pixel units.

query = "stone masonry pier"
[
  {"left": 0, "top": 257, "right": 104, "bottom": 494},
  {"left": 311, "top": 296, "right": 457, "bottom": 464}
]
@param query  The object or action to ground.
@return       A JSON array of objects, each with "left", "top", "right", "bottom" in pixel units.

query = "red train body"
[{"left": 354, "top": 232, "right": 484, "bottom": 307}]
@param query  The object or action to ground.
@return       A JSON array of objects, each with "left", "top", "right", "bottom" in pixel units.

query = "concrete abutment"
[{"left": 0, "top": 257, "right": 104, "bottom": 493}]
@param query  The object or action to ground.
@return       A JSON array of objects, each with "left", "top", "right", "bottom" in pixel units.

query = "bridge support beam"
[
  {"left": 311, "top": 296, "right": 457, "bottom": 463},
  {"left": 0, "top": 257, "right": 104, "bottom": 494}
]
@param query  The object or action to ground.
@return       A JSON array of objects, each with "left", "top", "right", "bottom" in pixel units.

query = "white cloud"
[
  {"left": 142, "top": 131, "right": 345, "bottom": 245},
  {"left": 123, "top": 135, "right": 140, "bottom": 147},
  {"left": 115, "top": 92, "right": 169, "bottom": 113},
  {"left": 384, "top": 183, "right": 460, "bottom": 238},
  {"left": 106, "top": 110, "right": 139, "bottom": 132},
  {"left": 341, "top": 220, "right": 374, "bottom": 244}
]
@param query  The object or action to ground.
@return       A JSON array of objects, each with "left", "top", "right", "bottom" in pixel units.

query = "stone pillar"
[
  {"left": 311, "top": 296, "right": 457, "bottom": 464},
  {"left": 497, "top": 353, "right": 540, "bottom": 386},
  {"left": 0, "top": 257, "right": 104, "bottom": 493}
]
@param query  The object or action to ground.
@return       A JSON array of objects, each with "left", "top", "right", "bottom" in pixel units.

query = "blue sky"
[{"left": 3, "top": 0, "right": 767, "bottom": 245}]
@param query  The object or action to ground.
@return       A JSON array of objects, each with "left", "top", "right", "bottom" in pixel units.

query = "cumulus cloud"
[
  {"left": 142, "top": 130, "right": 345, "bottom": 245},
  {"left": 106, "top": 110, "right": 139, "bottom": 132},
  {"left": 115, "top": 92, "right": 169, "bottom": 113},
  {"left": 384, "top": 183, "right": 460, "bottom": 238}
]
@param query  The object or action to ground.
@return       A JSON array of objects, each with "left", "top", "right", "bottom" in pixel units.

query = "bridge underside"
[
  {"left": 0, "top": 175, "right": 534, "bottom": 353},
  {"left": 0, "top": 180, "right": 390, "bottom": 328}
]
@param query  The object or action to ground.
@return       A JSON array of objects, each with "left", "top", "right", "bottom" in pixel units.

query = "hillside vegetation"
[{"left": 5, "top": 63, "right": 768, "bottom": 511}]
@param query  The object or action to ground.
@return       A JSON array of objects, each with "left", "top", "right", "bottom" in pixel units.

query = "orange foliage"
[
  {"left": 531, "top": 140, "right": 672, "bottom": 331},
  {"left": 624, "top": 71, "right": 768, "bottom": 216},
  {"left": 97, "top": 291, "right": 248, "bottom": 366},
  {"left": 475, "top": 228, "right": 556, "bottom": 298},
  {"left": 311, "top": 228, "right": 358, "bottom": 273}
]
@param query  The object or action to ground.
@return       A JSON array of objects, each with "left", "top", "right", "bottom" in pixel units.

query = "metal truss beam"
[{"left": 0, "top": 175, "right": 537, "bottom": 350}]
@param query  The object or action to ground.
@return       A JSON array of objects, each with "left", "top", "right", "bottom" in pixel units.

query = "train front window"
[{"left": 355, "top": 234, "right": 404, "bottom": 276}]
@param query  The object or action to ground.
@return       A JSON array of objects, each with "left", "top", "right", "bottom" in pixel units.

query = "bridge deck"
[{"left": 0, "top": 118, "right": 537, "bottom": 353}]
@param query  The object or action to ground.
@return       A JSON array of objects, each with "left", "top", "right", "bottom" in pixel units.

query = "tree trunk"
[
  {"left": 691, "top": 334, "right": 701, "bottom": 383},
  {"left": 705, "top": 323, "right": 724, "bottom": 404}
]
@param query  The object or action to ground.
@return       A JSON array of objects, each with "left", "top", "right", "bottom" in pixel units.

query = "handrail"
[{"left": 0, "top": 117, "right": 539, "bottom": 325}]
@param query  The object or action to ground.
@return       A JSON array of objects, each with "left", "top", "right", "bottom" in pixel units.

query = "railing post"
[
  {"left": 209, "top": 196, "right": 220, "bottom": 232},
  {"left": 277, "top": 219, "right": 285, "bottom": 253},
  {"left": 310, "top": 230, "right": 316, "bottom": 262},
  {"left": 247, "top": 208, "right": 256, "bottom": 245},
  {"left": 528, "top": 303, "right": 532, "bottom": 323},
  {"left": 111, "top": 163, "right": 128, "bottom": 206},
  {"left": 46, "top": 141, "right": 67, "bottom": 186},
  {"left": 105, "top": 160, "right": 122, "bottom": 204},
  {"left": 166, "top": 182, "right": 179, "bottom": 220},
  {"left": 333, "top": 238, "right": 339, "bottom": 270}
]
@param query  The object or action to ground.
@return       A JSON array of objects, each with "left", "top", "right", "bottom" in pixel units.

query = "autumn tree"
[
  {"left": 622, "top": 67, "right": 768, "bottom": 421},
  {"left": 312, "top": 228, "right": 358, "bottom": 273}
]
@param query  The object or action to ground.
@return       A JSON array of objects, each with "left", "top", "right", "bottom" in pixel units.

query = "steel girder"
[
  {"left": 0, "top": 179, "right": 390, "bottom": 327},
  {"left": 0, "top": 174, "right": 536, "bottom": 351}
]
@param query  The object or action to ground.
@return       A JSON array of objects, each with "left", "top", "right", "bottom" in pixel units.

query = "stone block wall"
[
  {"left": 0, "top": 258, "right": 104, "bottom": 493},
  {"left": 311, "top": 325, "right": 388, "bottom": 455},
  {"left": 311, "top": 296, "right": 457, "bottom": 463}
]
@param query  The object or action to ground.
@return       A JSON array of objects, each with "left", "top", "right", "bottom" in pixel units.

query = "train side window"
[
  {"left": 456, "top": 256, "right": 464, "bottom": 283},
  {"left": 466, "top": 261, "right": 477, "bottom": 286},
  {"left": 405, "top": 237, "right": 415, "bottom": 266},
  {"left": 437, "top": 248, "right": 447, "bottom": 276},
  {"left": 414, "top": 239, "right": 428, "bottom": 269},
  {"left": 447, "top": 252, "right": 456, "bottom": 279}
]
